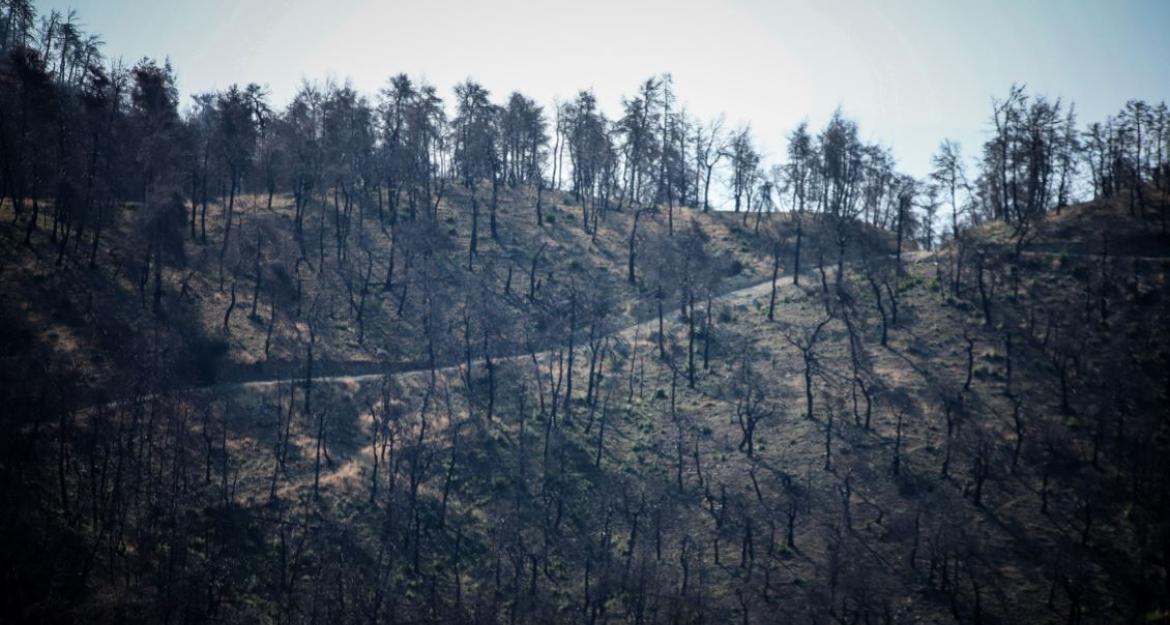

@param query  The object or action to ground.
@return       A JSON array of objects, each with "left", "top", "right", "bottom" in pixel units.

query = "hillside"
[{"left": 3, "top": 185, "right": 1170, "bottom": 624}]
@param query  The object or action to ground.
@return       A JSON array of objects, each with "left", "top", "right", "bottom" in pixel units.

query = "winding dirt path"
[
  {"left": 225, "top": 276, "right": 790, "bottom": 393},
  {"left": 91, "top": 276, "right": 792, "bottom": 410}
]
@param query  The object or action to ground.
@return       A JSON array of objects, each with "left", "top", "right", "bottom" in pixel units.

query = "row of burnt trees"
[
  {"left": 7, "top": 6, "right": 1167, "bottom": 297},
  {"left": 5, "top": 0, "right": 1170, "bottom": 269},
  {"left": 1, "top": 4, "right": 779, "bottom": 265},
  {"left": 930, "top": 86, "right": 1170, "bottom": 240},
  {"left": 0, "top": 39, "right": 759, "bottom": 315},
  {"left": 771, "top": 88, "right": 1170, "bottom": 264}
]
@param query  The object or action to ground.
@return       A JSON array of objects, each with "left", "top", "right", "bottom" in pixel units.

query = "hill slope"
[{"left": 2, "top": 191, "right": 1169, "bottom": 625}]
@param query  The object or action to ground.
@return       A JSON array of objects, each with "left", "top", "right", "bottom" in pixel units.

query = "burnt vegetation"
[{"left": 2, "top": 3, "right": 1170, "bottom": 624}]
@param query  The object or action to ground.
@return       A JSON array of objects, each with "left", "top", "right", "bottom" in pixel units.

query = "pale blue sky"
[{"left": 41, "top": 0, "right": 1170, "bottom": 197}]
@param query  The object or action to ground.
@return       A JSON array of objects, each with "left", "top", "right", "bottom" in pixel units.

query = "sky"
[{"left": 39, "top": 0, "right": 1170, "bottom": 206}]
